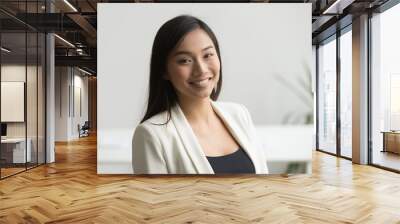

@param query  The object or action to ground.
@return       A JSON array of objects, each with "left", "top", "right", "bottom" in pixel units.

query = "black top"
[{"left": 206, "top": 148, "right": 255, "bottom": 174}]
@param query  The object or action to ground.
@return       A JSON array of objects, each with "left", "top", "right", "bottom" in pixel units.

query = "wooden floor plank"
[{"left": 1, "top": 134, "right": 400, "bottom": 223}]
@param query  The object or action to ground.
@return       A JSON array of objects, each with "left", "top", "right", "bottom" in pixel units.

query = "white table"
[
  {"left": 1, "top": 138, "right": 31, "bottom": 163},
  {"left": 255, "top": 125, "right": 313, "bottom": 174}
]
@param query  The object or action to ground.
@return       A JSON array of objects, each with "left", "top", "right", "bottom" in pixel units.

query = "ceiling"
[{"left": 0, "top": 0, "right": 392, "bottom": 75}]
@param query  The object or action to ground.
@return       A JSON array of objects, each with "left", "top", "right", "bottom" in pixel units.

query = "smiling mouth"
[{"left": 189, "top": 78, "right": 212, "bottom": 88}]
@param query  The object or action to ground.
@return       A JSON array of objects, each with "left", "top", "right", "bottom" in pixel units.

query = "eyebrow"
[{"left": 173, "top": 45, "right": 214, "bottom": 56}]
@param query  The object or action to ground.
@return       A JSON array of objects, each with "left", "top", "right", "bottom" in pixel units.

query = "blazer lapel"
[
  {"left": 170, "top": 104, "right": 214, "bottom": 174},
  {"left": 210, "top": 101, "right": 261, "bottom": 174}
]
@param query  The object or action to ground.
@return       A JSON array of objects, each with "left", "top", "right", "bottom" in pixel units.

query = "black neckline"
[{"left": 206, "top": 148, "right": 241, "bottom": 159}]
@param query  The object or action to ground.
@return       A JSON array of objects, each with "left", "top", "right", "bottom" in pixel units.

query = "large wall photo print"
[{"left": 97, "top": 3, "right": 313, "bottom": 175}]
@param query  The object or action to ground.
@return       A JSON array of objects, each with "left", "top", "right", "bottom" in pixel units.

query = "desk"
[
  {"left": 382, "top": 131, "right": 400, "bottom": 154},
  {"left": 255, "top": 125, "right": 313, "bottom": 174},
  {"left": 1, "top": 138, "right": 31, "bottom": 163}
]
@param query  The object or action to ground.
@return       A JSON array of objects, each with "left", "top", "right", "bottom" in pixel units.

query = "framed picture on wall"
[{"left": 1, "top": 81, "right": 25, "bottom": 122}]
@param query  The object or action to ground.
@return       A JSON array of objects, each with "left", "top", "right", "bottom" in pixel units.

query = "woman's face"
[{"left": 166, "top": 28, "right": 220, "bottom": 102}]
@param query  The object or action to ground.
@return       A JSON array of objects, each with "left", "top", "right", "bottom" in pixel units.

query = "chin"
[
  {"left": 190, "top": 90, "right": 213, "bottom": 100},
  {"left": 194, "top": 93, "right": 212, "bottom": 99}
]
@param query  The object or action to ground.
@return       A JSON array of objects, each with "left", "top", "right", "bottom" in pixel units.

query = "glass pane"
[
  {"left": 27, "top": 31, "right": 38, "bottom": 169},
  {"left": 318, "top": 37, "right": 337, "bottom": 154},
  {"left": 340, "top": 29, "right": 352, "bottom": 158},
  {"left": 371, "top": 3, "right": 400, "bottom": 171},
  {"left": 0, "top": 1, "right": 46, "bottom": 178},
  {"left": 1, "top": 31, "right": 27, "bottom": 177},
  {"left": 38, "top": 32, "right": 45, "bottom": 165}
]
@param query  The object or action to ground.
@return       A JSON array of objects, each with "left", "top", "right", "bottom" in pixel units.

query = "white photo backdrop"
[{"left": 98, "top": 3, "right": 313, "bottom": 174}]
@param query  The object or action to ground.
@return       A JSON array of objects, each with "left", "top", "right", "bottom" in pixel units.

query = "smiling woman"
[
  {"left": 166, "top": 28, "right": 220, "bottom": 103},
  {"left": 132, "top": 15, "right": 269, "bottom": 174}
]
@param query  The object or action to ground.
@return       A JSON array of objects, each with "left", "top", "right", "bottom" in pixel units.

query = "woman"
[{"left": 132, "top": 15, "right": 268, "bottom": 174}]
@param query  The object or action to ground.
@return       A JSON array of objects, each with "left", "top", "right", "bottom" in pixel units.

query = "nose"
[{"left": 193, "top": 59, "right": 208, "bottom": 76}]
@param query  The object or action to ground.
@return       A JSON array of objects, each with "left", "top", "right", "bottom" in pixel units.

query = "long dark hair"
[{"left": 140, "top": 15, "right": 223, "bottom": 124}]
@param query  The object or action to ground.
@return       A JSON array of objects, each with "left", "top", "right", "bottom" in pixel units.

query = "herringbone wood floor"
[{"left": 1, "top": 134, "right": 400, "bottom": 224}]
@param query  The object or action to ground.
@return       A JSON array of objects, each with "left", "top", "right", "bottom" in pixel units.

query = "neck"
[{"left": 178, "top": 96, "right": 214, "bottom": 125}]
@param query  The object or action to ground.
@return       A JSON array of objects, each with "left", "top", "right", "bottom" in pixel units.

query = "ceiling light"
[
  {"left": 63, "top": 0, "right": 78, "bottom": 12},
  {"left": 76, "top": 48, "right": 84, "bottom": 55},
  {"left": 1, "top": 47, "right": 11, "bottom": 53},
  {"left": 54, "top": 34, "right": 75, "bottom": 48},
  {"left": 323, "top": 0, "right": 341, "bottom": 14},
  {"left": 322, "top": 0, "right": 354, "bottom": 14},
  {"left": 78, "top": 67, "right": 93, "bottom": 76}
]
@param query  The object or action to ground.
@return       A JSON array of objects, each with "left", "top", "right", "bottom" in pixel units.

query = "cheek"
[
  {"left": 209, "top": 58, "right": 221, "bottom": 75},
  {"left": 168, "top": 65, "right": 192, "bottom": 84}
]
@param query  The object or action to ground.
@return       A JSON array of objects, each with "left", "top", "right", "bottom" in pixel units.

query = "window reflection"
[
  {"left": 0, "top": 1, "right": 46, "bottom": 179},
  {"left": 318, "top": 37, "right": 337, "bottom": 155},
  {"left": 0, "top": 31, "right": 28, "bottom": 177},
  {"left": 371, "top": 3, "right": 400, "bottom": 171},
  {"left": 340, "top": 29, "right": 352, "bottom": 158}
]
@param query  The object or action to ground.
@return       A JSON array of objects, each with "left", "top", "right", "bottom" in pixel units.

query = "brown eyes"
[
  {"left": 177, "top": 53, "right": 215, "bottom": 65},
  {"left": 177, "top": 58, "right": 192, "bottom": 64},
  {"left": 204, "top": 53, "right": 214, "bottom": 58}
]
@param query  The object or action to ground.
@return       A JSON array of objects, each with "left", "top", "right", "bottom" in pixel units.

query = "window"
[
  {"left": 339, "top": 28, "right": 352, "bottom": 158},
  {"left": 371, "top": 2, "right": 400, "bottom": 171},
  {"left": 318, "top": 36, "right": 337, "bottom": 154}
]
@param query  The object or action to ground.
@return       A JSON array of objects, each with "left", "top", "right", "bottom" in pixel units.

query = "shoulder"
[
  {"left": 213, "top": 101, "right": 249, "bottom": 117},
  {"left": 213, "top": 101, "right": 244, "bottom": 111},
  {"left": 134, "top": 110, "right": 173, "bottom": 140},
  {"left": 142, "top": 110, "right": 170, "bottom": 125},
  {"left": 212, "top": 101, "right": 252, "bottom": 126}
]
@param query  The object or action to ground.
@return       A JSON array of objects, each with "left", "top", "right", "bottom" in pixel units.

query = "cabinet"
[{"left": 382, "top": 131, "right": 400, "bottom": 154}]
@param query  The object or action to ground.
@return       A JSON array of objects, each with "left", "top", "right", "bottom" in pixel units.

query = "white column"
[
  {"left": 55, "top": 67, "right": 74, "bottom": 141},
  {"left": 352, "top": 14, "right": 369, "bottom": 164},
  {"left": 45, "top": 0, "right": 55, "bottom": 163},
  {"left": 46, "top": 33, "right": 55, "bottom": 163}
]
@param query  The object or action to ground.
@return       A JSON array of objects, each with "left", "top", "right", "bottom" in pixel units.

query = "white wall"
[
  {"left": 1, "top": 65, "right": 39, "bottom": 138},
  {"left": 1, "top": 69, "right": 25, "bottom": 124},
  {"left": 55, "top": 67, "right": 89, "bottom": 141},
  {"left": 55, "top": 67, "right": 69, "bottom": 141},
  {"left": 1, "top": 82, "right": 24, "bottom": 122},
  {"left": 76, "top": 72, "right": 89, "bottom": 136},
  {"left": 1, "top": 64, "right": 46, "bottom": 163},
  {"left": 98, "top": 3, "right": 312, "bottom": 174}
]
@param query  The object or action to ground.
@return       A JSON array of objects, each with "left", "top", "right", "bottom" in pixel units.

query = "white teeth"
[{"left": 190, "top": 78, "right": 210, "bottom": 88}]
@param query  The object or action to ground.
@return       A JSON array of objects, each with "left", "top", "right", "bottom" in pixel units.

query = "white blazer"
[{"left": 132, "top": 101, "right": 269, "bottom": 174}]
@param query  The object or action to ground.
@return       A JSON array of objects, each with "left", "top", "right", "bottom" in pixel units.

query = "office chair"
[{"left": 79, "top": 121, "right": 90, "bottom": 138}]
